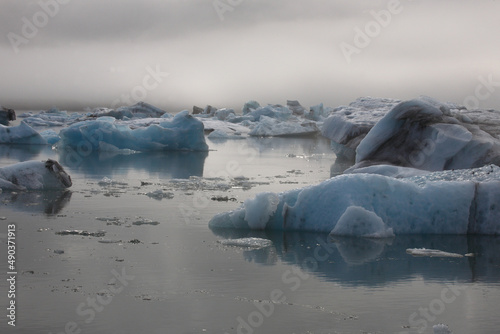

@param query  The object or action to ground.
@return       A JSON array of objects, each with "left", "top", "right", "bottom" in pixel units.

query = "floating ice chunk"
[
  {"left": 406, "top": 248, "right": 463, "bottom": 258},
  {"left": 433, "top": 324, "right": 453, "bottom": 334},
  {"left": 98, "top": 177, "right": 128, "bottom": 187},
  {"left": 330, "top": 206, "right": 394, "bottom": 238},
  {"left": 214, "top": 108, "right": 235, "bottom": 121},
  {"left": 218, "top": 237, "right": 273, "bottom": 249},
  {"left": 246, "top": 105, "right": 292, "bottom": 122},
  {"left": 57, "top": 110, "right": 208, "bottom": 152},
  {"left": 145, "top": 189, "right": 174, "bottom": 200},
  {"left": 0, "top": 159, "right": 72, "bottom": 190},
  {"left": 209, "top": 166, "right": 500, "bottom": 235},
  {"left": 0, "top": 122, "right": 48, "bottom": 145},
  {"left": 287, "top": 100, "right": 306, "bottom": 116},
  {"left": 249, "top": 116, "right": 319, "bottom": 137},
  {"left": 207, "top": 129, "right": 244, "bottom": 140},
  {"left": 242, "top": 100, "right": 261, "bottom": 114}
]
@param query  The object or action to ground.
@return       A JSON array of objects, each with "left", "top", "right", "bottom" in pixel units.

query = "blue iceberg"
[
  {"left": 209, "top": 165, "right": 500, "bottom": 235},
  {"left": 57, "top": 110, "right": 208, "bottom": 152}
]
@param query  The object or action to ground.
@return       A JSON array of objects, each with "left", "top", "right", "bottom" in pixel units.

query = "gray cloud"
[{"left": 1, "top": 0, "right": 500, "bottom": 111}]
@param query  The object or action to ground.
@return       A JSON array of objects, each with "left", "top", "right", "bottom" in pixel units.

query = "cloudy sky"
[{"left": 1, "top": 0, "right": 499, "bottom": 112}]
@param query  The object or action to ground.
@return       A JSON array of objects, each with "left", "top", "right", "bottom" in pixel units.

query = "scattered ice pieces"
[
  {"left": 218, "top": 237, "right": 273, "bottom": 249},
  {"left": 145, "top": 189, "right": 174, "bottom": 200},
  {"left": 98, "top": 177, "right": 128, "bottom": 187},
  {"left": 53, "top": 249, "right": 64, "bottom": 254},
  {"left": 406, "top": 248, "right": 464, "bottom": 258},
  {"left": 132, "top": 218, "right": 160, "bottom": 226},
  {"left": 433, "top": 324, "right": 453, "bottom": 334},
  {"left": 56, "top": 230, "right": 106, "bottom": 237},
  {"left": 98, "top": 239, "right": 122, "bottom": 244}
]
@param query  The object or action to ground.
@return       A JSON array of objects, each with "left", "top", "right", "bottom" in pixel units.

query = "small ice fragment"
[
  {"left": 218, "top": 237, "right": 273, "bottom": 249},
  {"left": 406, "top": 248, "right": 463, "bottom": 258},
  {"left": 433, "top": 324, "right": 453, "bottom": 334},
  {"left": 53, "top": 249, "right": 64, "bottom": 254},
  {"left": 132, "top": 218, "right": 160, "bottom": 226}
]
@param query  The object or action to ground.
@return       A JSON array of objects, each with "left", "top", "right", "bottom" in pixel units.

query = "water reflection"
[
  {"left": 0, "top": 189, "right": 72, "bottom": 215},
  {"left": 58, "top": 150, "right": 209, "bottom": 179},
  {"left": 210, "top": 228, "right": 500, "bottom": 286},
  {"left": 0, "top": 145, "right": 55, "bottom": 165}
]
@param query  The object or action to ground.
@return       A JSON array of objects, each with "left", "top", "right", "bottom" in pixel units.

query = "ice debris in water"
[
  {"left": 145, "top": 189, "right": 174, "bottom": 200},
  {"left": 132, "top": 218, "right": 160, "bottom": 226},
  {"left": 218, "top": 237, "right": 273, "bottom": 249},
  {"left": 433, "top": 324, "right": 453, "bottom": 334},
  {"left": 55, "top": 230, "right": 106, "bottom": 237},
  {"left": 98, "top": 177, "right": 128, "bottom": 187},
  {"left": 406, "top": 248, "right": 464, "bottom": 258}
]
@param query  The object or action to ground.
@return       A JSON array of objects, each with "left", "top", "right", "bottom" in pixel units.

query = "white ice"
[
  {"left": 0, "top": 159, "right": 72, "bottom": 190},
  {"left": 406, "top": 248, "right": 463, "bottom": 258},
  {"left": 209, "top": 165, "right": 500, "bottom": 235},
  {"left": 217, "top": 237, "right": 273, "bottom": 249}
]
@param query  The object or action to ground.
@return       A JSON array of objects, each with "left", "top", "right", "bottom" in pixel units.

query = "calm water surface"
[{"left": 1, "top": 136, "right": 499, "bottom": 334}]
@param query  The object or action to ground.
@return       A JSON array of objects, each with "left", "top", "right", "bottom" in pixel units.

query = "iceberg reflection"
[
  {"left": 58, "top": 150, "right": 209, "bottom": 179},
  {"left": 0, "top": 189, "right": 72, "bottom": 215},
  {"left": 210, "top": 228, "right": 500, "bottom": 286}
]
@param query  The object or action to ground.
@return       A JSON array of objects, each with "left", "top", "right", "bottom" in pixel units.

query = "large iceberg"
[
  {"left": 57, "top": 110, "right": 208, "bottom": 152},
  {"left": 209, "top": 165, "right": 500, "bottom": 235},
  {"left": 0, "top": 159, "right": 72, "bottom": 190},
  {"left": 20, "top": 107, "right": 80, "bottom": 127},
  {"left": 0, "top": 122, "right": 48, "bottom": 145},
  {"left": 248, "top": 116, "right": 319, "bottom": 137}
]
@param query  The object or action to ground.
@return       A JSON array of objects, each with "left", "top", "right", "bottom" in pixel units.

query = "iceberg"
[
  {"left": 0, "top": 159, "right": 72, "bottom": 190},
  {"left": 353, "top": 96, "right": 500, "bottom": 171},
  {"left": 57, "top": 110, "right": 208, "bottom": 152},
  {"left": 249, "top": 116, "right": 319, "bottom": 137},
  {"left": 89, "top": 101, "right": 166, "bottom": 119},
  {"left": 209, "top": 165, "right": 500, "bottom": 235},
  {"left": 0, "top": 122, "right": 48, "bottom": 145},
  {"left": 21, "top": 107, "right": 80, "bottom": 127}
]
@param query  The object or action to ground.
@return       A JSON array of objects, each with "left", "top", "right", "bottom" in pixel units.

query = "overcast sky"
[{"left": 1, "top": 0, "right": 499, "bottom": 112}]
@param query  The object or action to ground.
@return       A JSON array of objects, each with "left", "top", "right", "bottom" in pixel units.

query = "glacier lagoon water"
[{"left": 1, "top": 136, "right": 500, "bottom": 334}]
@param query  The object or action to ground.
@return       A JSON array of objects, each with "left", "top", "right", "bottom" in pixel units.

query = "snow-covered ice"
[
  {"left": 57, "top": 110, "right": 208, "bottom": 152},
  {"left": 209, "top": 165, "right": 500, "bottom": 235},
  {"left": 0, "top": 159, "right": 72, "bottom": 190}
]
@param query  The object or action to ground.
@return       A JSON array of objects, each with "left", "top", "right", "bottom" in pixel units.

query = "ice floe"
[
  {"left": 406, "top": 248, "right": 463, "bottom": 258},
  {"left": 217, "top": 237, "right": 273, "bottom": 249}
]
